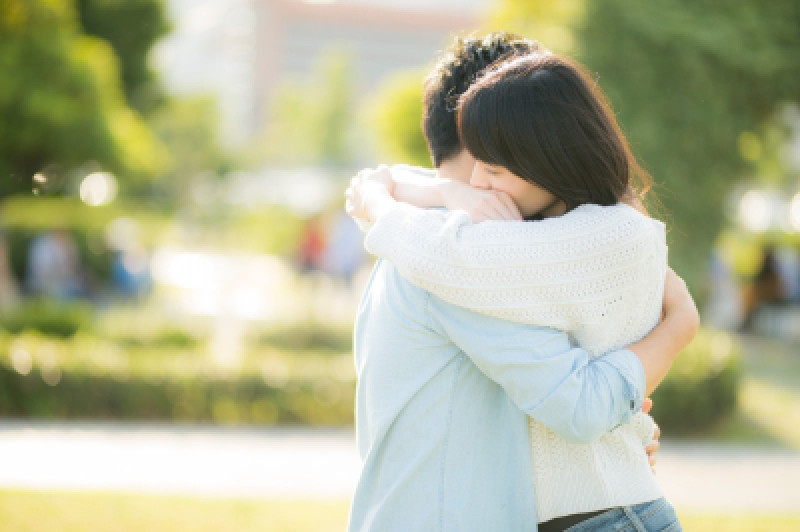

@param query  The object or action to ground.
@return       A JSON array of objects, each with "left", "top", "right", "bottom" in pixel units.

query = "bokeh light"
[
  {"left": 738, "top": 189, "right": 772, "bottom": 232},
  {"left": 79, "top": 172, "right": 118, "bottom": 206},
  {"left": 737, "top": 131, "right": 762, "bottom": 162},
  {"left": 790, "top": 193, "right": 800, "bottom": 232}
]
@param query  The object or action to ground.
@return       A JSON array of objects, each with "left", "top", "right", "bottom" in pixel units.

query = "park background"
[{"left": 1, "top": 0, "right": 799, "bottom": 530}]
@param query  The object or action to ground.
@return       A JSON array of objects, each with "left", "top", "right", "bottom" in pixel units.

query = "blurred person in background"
[
  {"left": 773, "top": 245, "right": 800, "bottom": 304},
  {"left": 741, "top": 245, "right": 789, "bottom": 331},
  {"left": 111, "top": 243, "right": 152, "bottom": 299},
  {"left": 321, "top": 210, "right": 365, "bottom": 287},
  {"left": 345, "top": 34, "right": 698, "bottom": 531},
  {"left": 297, "top": 214, "right": 327, "bottom": 274},
  {"left": 0, "top": 231, "right": 17, "bottom": 308},
  {"left": 706, "top": 248, "right": 744, "bottom": 330},
  {"left": 26, "top": 228, "right": 85, "bottom": 300}
]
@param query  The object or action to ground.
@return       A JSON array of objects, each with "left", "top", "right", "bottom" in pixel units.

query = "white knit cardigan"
[{"left": 363, "top": 201, "right": 668, "bottom": 522}]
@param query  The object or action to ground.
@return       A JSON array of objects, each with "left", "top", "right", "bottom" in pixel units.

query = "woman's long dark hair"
[{"left": 457, "top": 52, "right": 651, "bottom": 213}]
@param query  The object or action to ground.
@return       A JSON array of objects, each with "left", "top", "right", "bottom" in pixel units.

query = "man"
[{"left": 347, "top": 33, "right": 697, "bottom": 531}]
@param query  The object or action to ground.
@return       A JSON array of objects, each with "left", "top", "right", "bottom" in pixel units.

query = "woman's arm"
[
  {"left": 388, "top": 165, "right": 523, "bottom": 222},
  {"left": 347, "top": 170, "right": 666, "bottom": 332},
  {"left": 347, "top": 165, "right": 521, "bottom": 223},
  {"left": 627, "top": 268, "right": 700, "bottom": 395}
]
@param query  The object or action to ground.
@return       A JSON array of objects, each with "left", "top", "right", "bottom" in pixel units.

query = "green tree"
[
  {"left": 489, "top": 0, "right": 582, "bottom": 54},
  {"left": 75, "top": 0, "right": 171, "bottom": 114},
  {"left": 575, "top": 1, "right": 800, "bottom": 286},
  {"left": 148, "top": 95, "right": 232, "bottom": 200},
  {"left": 367, "top": 70, "right": 431, "bottom": 168},
  {"left": 0, "top": 0, "right": 169, "bottom": 197}
]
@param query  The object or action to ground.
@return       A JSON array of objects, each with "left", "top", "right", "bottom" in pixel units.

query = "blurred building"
[
  {"left": 154, "top": 0, "right": 491, "bottom": 145},
  {"left": 154, "top": 0, "right": 257, "bottom": 145}
]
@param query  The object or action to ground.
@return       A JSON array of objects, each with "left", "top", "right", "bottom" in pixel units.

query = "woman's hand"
[
  {"left": 345, "top": 166, "right": 396, "bottom": 223},
  {"left": 440, "top": 180, "right": 522, "bottom": 223}
]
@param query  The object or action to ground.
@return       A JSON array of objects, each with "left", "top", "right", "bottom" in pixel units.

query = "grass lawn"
[
  {"left": 678, "top": 513, "right": 800, "bottom": 532},
  {"left": 0, "top": 490, "right": 798, "bottom": 532},
  {"left": 0, "top": 491, "right": 349, "bottom": 532},
  {"left": 0, "top": 490, "right": 800, "bottom": 532}
]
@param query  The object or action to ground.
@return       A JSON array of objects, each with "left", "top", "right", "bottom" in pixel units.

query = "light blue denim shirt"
[{"left": 347, "top": 260, "right": 646, "bottom": 531}]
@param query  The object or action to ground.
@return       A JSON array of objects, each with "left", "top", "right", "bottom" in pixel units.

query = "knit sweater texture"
[{"left": 364, "top": 201, "right": 667, "bottom": 522}]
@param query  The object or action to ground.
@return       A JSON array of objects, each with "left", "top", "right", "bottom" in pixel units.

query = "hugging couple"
[{"left": 344, "top": 32, "right": 698, "bottom": 532}]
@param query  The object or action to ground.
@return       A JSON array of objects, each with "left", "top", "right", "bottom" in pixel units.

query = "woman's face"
[{"left": 470, "top": 161, "right": 566, "bottom": 219}]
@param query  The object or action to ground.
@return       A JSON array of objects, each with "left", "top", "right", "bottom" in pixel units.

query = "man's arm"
[
  {"left": 427, "top": 296, "right": 642, "bottom": 444},
  {"left": 425, "top": 273, "right": 698, "bottom": 444}
]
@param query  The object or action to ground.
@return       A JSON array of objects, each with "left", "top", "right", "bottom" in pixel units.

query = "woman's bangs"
[{"left": 457, "top": 89, "right": 504, "bottom": 165}]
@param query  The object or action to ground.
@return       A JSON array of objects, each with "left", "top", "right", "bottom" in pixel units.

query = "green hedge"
[
  {"left": 650, "top": 328, "right": 742, "bottom": 432},
  {"left": 0, "top": 365, "right": 354, "bottom": 426},
  {"left": 0, "top": 322, "right": 742, "bottom": 431},
  {"left": 0, "top": 330, "right": 355, "bottom": 426},
  {"left": 0, "top": 301, "right": 92, "bottom": 337},
  {"left": 1, "top": 196, "right": 169, "bottom": 285},
  {"left": 256, "top": 322, "right": 353, "bottom": 352}
]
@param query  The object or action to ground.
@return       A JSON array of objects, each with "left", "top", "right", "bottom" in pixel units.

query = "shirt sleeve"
[
  {"left": 364, "top": 201, "right": 665, "bottom": 330},
  {"left": 426, "top": 294, "right": 646, "bottom": 445}
]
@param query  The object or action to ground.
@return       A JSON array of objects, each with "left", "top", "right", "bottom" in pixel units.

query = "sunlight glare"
[
  {"left": 80, "top": 172, "right": 118, "bottom": 206},
  {"left": 738, "top": 190, "right": 771, "bottom": 232}
]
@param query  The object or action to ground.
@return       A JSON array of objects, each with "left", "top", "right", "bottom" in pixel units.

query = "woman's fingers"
[
  {"left": 488, "top": 195, "right": 515, "bottom": 221},
  {"left": 476, "top": 201, "right": 508, "bottom": 222},
  {"left": 473, "top": 191, "right": 520, "bottom": 221},
  {"left": 494, "top": 190, "right": 523, "bottom": 220}
]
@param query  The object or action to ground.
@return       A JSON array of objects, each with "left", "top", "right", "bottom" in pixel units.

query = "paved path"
[{"left": 1, "top": 422, "right": 798, "bottom": 512}]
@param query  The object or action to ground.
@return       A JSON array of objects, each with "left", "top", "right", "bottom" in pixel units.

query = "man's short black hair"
[{"left": 423, "top": 32, "right": 542, "bottom": 167}]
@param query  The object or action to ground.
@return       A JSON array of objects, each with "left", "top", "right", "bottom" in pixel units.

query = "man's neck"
[{"left": 436, "top": 152, "right": 474, "bottom": 184}]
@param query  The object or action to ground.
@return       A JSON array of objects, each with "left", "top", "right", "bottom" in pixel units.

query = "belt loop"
[{"left": 623, "top": 505, "right": 648, "bottom": 532}]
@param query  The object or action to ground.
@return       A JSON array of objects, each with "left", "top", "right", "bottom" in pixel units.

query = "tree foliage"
[
  {"left": 489, "top": 0, "right": 582, "bottom": 54},
  {"left": 574, "top": 1, "right": 800, "bottom": 285},
  {"left": 75, "top": 0, "right": 171, "bottom": 114},
  {"left": 0, "top": 0, "right": 169, "bottom": 197},
  {"left": 367, "top": 70, "right": 431, "bottom": 169},
  {"left": 148, "top": 95, "right": 232, "bottom": 199}
]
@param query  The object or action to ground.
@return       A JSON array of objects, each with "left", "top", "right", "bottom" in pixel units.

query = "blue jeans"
[{"left": 563, "top": 498, "right": 682, "bottom": 532}]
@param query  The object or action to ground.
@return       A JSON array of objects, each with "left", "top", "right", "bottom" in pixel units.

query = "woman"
[{"left": 347, "top": 52, "right": 684, "bottom": 531}]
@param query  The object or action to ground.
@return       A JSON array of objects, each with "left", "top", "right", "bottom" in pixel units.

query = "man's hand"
[
  {"left": 345, "top": 166, "right": 395, "bottom": 222},
  {"left": 646, "top": 423, "right": 661, "bottom": 474},
  {"left": 641, "top": 398, "right": 660, "bottom": 475},
  {"left": 439, "top": 180, "right": 522, "bottom": 223}
]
